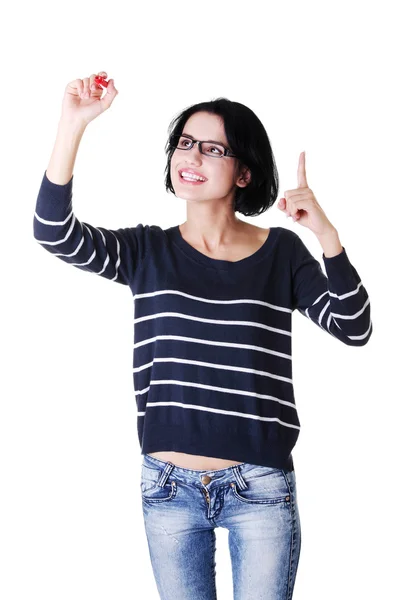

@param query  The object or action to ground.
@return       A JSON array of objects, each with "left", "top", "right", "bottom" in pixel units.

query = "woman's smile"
[{"left": 179, "top": 171, "right": 207, "bottom": 185}]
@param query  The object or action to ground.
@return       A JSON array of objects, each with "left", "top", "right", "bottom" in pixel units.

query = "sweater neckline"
[{"left": 169, "top": 224, "right": 277, "bottom": 270}]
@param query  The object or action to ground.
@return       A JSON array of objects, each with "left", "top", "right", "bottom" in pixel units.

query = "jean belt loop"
[
  {"left": 231, "top": 464, "right": 248, "bottom": 491},
  {"left": 158, "top": 461, "right": 175, "bottom": 487}
]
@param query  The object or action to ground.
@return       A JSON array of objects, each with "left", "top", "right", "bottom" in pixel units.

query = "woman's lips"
[{"left": 179, "top": 172, "right": 207, "bottom": 185}]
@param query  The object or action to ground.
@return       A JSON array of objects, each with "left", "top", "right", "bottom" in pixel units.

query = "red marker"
[{"left": 94, "top": 75, "right": 109, "bottom": 88}]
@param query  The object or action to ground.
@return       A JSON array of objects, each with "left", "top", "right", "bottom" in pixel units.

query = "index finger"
[{"left": 297, "top": 151, "right": 308, "bottom": 188}]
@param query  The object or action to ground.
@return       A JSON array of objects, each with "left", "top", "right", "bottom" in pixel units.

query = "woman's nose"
[{"left": 187, "top": 143, "right": 203, "bottom": 161}]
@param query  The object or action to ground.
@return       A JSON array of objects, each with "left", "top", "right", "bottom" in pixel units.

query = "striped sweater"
[{"left": 33, "top": 170, "right": 373, "bottom": 470}]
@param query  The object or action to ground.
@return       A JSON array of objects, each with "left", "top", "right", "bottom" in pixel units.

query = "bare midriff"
[
  {"left": 148, "top": 451, "right": 245, "bottom": 471},
  {"left": 147, "top": 225, "right": 271, "bottom": 472}
]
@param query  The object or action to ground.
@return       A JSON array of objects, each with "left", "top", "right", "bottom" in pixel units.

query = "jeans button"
[{"left": 201, "top": 475, "right": 211, "bottom": 485}]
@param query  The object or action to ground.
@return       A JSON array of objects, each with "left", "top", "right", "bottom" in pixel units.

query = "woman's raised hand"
[{"left": 60, "top": 71, "right": 118, "bottom": 127}]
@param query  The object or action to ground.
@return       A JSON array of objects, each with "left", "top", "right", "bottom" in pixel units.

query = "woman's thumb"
[{"left": 100, "top": 79, "right": 118, "bottom": 110}]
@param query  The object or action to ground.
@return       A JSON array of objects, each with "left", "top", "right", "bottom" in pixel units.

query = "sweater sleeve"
[
  {"left": 33, "top": 171, "right": 147, "bottom": 286},
  {"left": 290, "top": 232, "right": 373, "bottom": 346}
]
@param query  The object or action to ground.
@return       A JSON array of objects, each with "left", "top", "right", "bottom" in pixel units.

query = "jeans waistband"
[{"left": 141, "top": 452, "right": 291, "bottom": 489}]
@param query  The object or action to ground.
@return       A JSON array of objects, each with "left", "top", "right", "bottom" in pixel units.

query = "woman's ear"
[{"left": 236, "top": 166, "right": 251, "bottom": 187}]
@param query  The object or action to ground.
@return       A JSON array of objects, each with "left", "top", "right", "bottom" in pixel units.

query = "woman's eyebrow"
[{"left": 182, "top": 132, "right": 226, "bottom": 146}]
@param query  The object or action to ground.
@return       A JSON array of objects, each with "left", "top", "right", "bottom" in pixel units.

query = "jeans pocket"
[
  {"left": 231, "top": 466, "right": 291, "bottom": 505},
  {"left": 140, "top": 464, "right": 161, "bottom": 494},
  {"left": 140, "top": 464, "right": 177, "bottom": 504}
]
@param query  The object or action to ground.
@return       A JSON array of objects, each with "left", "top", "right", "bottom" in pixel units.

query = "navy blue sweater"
[{"left": 33, "top": 171, "right": 373, "bottom": 470}]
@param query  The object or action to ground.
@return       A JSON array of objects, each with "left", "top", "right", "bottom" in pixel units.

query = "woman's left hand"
[{"left": 277, "top": 152, "right": 336, "bottom": 237}]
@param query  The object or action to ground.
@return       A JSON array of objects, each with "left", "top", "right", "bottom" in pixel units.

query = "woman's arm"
[
  {"left": 33, "top": 119, "right": 147, "bottom": 287},
  {"left": 46, "top": 118, "right": 86, "bottom": 185}
]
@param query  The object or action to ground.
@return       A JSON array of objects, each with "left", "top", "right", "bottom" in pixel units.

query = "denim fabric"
[{"left": 140, "top": 453, "right": 301, "bottom": 599}]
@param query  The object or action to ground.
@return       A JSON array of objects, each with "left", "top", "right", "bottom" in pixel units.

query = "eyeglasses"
[{"left": 169, "top": 134, "right": 237, "bottom": 158}]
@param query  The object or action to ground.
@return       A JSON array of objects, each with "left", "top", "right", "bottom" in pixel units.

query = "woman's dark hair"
[{"left": 164, "top": 97, "right": 279, "bottom": 217}]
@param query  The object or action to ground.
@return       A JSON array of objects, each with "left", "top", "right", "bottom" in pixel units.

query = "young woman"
[{"left": 34, "top": 71, "right": 372, "bottom": 600}]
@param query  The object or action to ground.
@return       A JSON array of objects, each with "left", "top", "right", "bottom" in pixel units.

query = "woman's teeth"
[{"left": 181, "top": 171, "right": 206, "bottom": 182}]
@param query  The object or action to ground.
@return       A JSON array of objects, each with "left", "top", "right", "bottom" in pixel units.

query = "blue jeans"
[{"left": 140, "top": 453, "right": 301, "bottom": 600}]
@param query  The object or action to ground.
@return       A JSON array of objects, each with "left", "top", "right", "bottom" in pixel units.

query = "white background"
[{"left": 1, "top": 0, "right": 397, "bottom": 598}]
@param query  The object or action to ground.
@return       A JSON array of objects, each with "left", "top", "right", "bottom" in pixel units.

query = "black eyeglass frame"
[{"left": 169, "top": 134, "right": 237, "bottom": 158}]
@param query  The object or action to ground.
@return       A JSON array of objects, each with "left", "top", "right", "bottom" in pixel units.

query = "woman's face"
[{"left": 170, "top": 111, "right": 249, "bottom": 205}]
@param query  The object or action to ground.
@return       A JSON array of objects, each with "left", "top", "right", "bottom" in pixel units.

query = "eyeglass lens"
[{"left": 171, "top": 135, "right": 225, "bottom": 157}]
